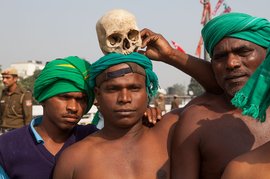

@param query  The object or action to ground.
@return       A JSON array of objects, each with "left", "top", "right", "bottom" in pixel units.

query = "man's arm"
[
  {"left": 221, "top": 160, "right": 248, "bottom": 179},
  {"left": 171, "top": 105, "right": 202, "bottom": 179},
  {"left": 22, "top": 91, "right": 32, "bottom": 125},
  {"left": 140, "top": 28, "right": 222, "bottom": 94}
]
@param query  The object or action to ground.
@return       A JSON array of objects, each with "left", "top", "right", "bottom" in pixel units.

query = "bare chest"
[
  {"left": 199, "top": 113, "right": 270, "bottom": 178},
  {"left": 76, "top": 136, "right": 170, "bottom": 179}
]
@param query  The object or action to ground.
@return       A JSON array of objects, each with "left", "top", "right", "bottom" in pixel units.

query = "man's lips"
[
  {"left": 63, "top": 114, "right": 80, "bottom": 122},
  {"left": 224, "top": 73, "right": 247, "bottom": 82},
  {"left": 114, "top": 109, "right": 136, "bottom": 115}
]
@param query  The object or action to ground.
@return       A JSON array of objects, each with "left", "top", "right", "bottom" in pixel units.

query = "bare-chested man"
[
  {"left": 221, "top": 44, "right": 270, "bottom": 179},
  {"left": 53, "top": 52, "right": 180, "bottom": 179},
  {"left": 170, "top": 12, "right": 270, "bottom": 179}
]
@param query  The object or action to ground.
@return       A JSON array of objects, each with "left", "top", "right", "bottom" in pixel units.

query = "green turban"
[
  {"left": 232, "top": 45, "right": 270, "bottom": 122},
  {"left": 89, "top": 52, "right": 159, "bottom": 101},
  {"left": 202, "top": 12, "right": 270, "bottom": 57},
  {"left": 34, "top": 56, "right": 94, "bottom": 114}
]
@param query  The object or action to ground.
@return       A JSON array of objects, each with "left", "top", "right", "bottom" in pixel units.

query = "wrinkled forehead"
[
  {"left": 96, "top": 63, "right": 146, "bottom": 87},
  {"left": 213, "top": 37, "right": 258, "bottom": 55}
]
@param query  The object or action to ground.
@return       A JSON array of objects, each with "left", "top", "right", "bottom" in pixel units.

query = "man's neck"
[
  {"left": 34, "top": 120, "right": 74, "bottom": 155},
  {"left": 100, "top": 122, "right": 146, "bottom": 140}
]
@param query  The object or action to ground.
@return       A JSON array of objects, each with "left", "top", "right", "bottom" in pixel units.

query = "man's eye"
[
  {"left": 212, "top": 54, "right": 227, "bottom": 61},
  {"left": 58, "top": 96, "right": 69, "bottom": 100},
  {"left": 105, "top": 87, "right": 117, "bottom": 92},
  {"left": 130, "top": 86, "right": 142, "bottom": 92},
  {"left": 238, "top": 50, "right": 252, "bottom": 57},
  {"left": 77, "top": 97, "right": 87, "bottom": 103}
]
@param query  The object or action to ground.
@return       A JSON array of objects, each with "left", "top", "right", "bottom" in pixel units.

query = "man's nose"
[
  {"left": 66, "top": 99, "right": 79, "bottom": 113},
  {"left": 117, "top": 89, "right": 131, "bottom": 104},
  {"left": 226, "top": 53, "right": 241, "bottom": 70}
]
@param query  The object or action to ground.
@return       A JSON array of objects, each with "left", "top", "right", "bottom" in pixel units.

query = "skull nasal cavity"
[{"left": 123, "top": 38, "right": 130, "bottom": 49}]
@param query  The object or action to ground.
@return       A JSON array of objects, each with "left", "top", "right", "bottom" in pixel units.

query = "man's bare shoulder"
[
  {"left": 57, "top": 132, "right": 104, "bottom": 167},
  {"left": 54, "top": 133, "right": 104, "bottom": 178},
  {"left": 238, "top": 141, "right": 270, "bottom": 163},
  {"left": 181, "top": 92, "right": 226, "bottom": 119},
  {"left": 62, "top": 132, "right": 103, "bottom": 158},
  {"left": 172, "top": 93, "right": 226, "bottom": 142},
  {"left": 157, "top": 108, "right": 181, "bottom": 126},
  {"left": 222, "top": 141, "right": 270, "bottom": 179}
]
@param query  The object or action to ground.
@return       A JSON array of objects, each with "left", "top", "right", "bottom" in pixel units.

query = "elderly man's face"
[
  {"left": 211, "top": 37, "right": 266, "bottom": 97},
  {"left": 95, "top": 63, "right": 148, "bottom": 129}
]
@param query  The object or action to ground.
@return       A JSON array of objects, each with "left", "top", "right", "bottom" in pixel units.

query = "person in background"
[
  {"left": 171, "top": 95, "right": 180, "bottom": 110},
  {"left": 154, "top": 93, "right": 166, "bottom": 114},
  {"left": 0, "top": 67, "right": 32, "bottom": 134}
]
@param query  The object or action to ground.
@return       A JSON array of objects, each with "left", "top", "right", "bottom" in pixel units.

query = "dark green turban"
[
  {"left": 89, "top": 52, "right": 159, "bottom": 101},
  {"left": 232, "top": 45, "right": 270, "bottom": 122},
  {"left": 202, "top": 12, "right": 270, "bottom": 57},
  {"left": 34, "top": 56, "right": 94, "bottom": 114}
]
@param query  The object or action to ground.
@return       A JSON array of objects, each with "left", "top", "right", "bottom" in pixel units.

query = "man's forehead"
[
  {"left": 2, "top": 74, "right": 14, "bottom": 78},
  {"left": 213, "top": 37, "right": 257, "bottom": 53},
  {"left": 57, "top": 91, "right": 86, "bottom": 97},
  {"left": 216, "top": 37, "right": 254, "bottom": 48},
  {"left": 96, "top": 62, "right": 146, "bottom": 86}
]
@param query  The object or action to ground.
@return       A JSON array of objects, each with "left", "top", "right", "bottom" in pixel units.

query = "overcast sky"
[{"left": 1, "top": 0, "right": 270, "bottom": 89}]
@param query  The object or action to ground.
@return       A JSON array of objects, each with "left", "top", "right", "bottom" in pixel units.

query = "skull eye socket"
[
  {"left": 128, "top": 30, "right": 140, "bottom": 41},
  {"left": 107, "top": 33, "right": 122, "bottom": 46}
]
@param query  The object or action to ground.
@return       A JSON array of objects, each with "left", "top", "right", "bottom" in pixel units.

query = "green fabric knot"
[{"left": 231, "top": 46, "right": 270, "bottom": 122}]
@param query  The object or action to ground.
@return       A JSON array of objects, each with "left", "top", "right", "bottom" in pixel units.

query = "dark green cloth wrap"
[
  {"left": 89, "top": 52, "right": 159, "bottom": 101},
  {"left": 202, "top": 12, "right": 270, "bottom": 57},
  {"left": 34, "top": 56, "right": 93, "bottom": 114}
]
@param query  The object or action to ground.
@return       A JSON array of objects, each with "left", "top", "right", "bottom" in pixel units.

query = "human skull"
[{"left": 96, "top": 9, "right": 142, "bottom": 55}]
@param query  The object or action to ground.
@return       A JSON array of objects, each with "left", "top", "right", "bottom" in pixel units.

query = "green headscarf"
[
  {"left": 231, "top": 46, "right": 270, "bottom": 122},
  {"left": 89, "top": 52, "right": 159, "bottom": 101},
  {"left": 34, "top": 56, "right": 94, "bottom": 114},
  {"left": 202, "top": 12, "right": 270, "bottom": 57}
]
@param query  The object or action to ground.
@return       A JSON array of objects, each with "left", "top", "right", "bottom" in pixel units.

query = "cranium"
[{"left": 96, "top": 9, "right": 142, "bottom": 55}]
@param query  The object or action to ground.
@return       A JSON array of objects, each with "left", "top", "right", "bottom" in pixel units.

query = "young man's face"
[
  {"left": 42, "top": 92, "right": 87, "bottom": 131},
  {"left": 2, "top": 75, "right": 17, "bottom": 88},
  {"left": 95, "top": 63, "right": 148, "bottom": 128},
  {"left": 211, "top": 37, "right": 266, "bottom": 97}
]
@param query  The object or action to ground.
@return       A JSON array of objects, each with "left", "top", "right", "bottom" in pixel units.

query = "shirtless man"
[
  {"left": 53, "top": 52, "right": 179, "bottom": 179},
  {"left": 221, "top": 45, "right": 270, "bottom": 179},
  {"left": 170, "top": 12, "right": 270, "bottom": 179}
]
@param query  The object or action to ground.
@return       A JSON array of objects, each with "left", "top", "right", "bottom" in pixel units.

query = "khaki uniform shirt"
[{"left": 0, "top": 85, "right": 32, "bottom": 128}]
